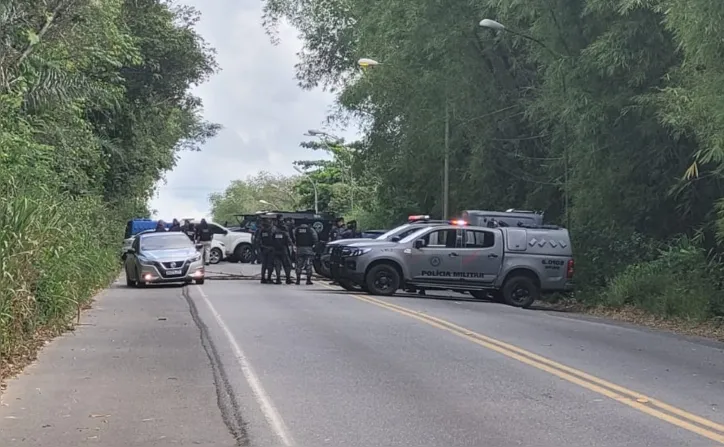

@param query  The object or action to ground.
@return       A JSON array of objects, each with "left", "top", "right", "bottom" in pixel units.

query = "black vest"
[{"left": 294, "top": 226, "right": 313, "bottom": 246}]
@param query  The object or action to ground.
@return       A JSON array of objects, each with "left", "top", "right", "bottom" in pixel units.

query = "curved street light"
[{"left": 358, "top": 58, "right": 381, "bottom": 67}]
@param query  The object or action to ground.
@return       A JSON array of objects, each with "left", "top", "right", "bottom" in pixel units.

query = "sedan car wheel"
[
  {"left": 209, "top": 247, "right": 223, "bottom": 264},
  {"left": 125, "top": 268, "right": 136, "bottom": 287}
]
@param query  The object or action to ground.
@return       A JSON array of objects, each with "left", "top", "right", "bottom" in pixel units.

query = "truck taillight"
[{"left": 566, "top": 259, "right": 574, "bottom": 279}]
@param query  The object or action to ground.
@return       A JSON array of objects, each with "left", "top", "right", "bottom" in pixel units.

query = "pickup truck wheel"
[
  {"left": 502, "top": 276, "right": 539, "bottom": 308},
  {"left": 234, "top": 244, "right": 253, "bottom": 263},
  {"left": 209, "top": 247, "right": 223, "bottom": 264},
  {"left": 365, "top": 264, "right": 400, "bottom": 296}
]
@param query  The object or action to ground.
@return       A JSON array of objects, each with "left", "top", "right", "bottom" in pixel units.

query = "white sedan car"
[{"left": 122, "top": 230, "right": 226, "bottom": 264}]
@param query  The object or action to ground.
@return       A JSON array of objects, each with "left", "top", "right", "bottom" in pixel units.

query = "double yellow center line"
[{"left": 343, "top": 290, "right": 724, "bottom": 444}]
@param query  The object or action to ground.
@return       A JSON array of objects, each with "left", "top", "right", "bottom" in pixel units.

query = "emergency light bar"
[
  {"left": 408, "top": 214, "right": 431, "bottom": 222},
  {"left": 449, "top": 219, "right": 468, "bottom": 226}
]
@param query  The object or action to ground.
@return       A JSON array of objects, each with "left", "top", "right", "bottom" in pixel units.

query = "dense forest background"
[
  {"left": 5, "top": 0, "right": 724, "bottom": 371},
  {"left": 219, "top": 0, "right": 724, "bottom": 321},
  {"left": 0, "top": 0, "right": 216, "bottom": 369}
]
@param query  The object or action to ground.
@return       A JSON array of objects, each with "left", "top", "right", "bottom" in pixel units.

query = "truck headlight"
[{"left": 348, "top": 248, "right": 371, "bottom": 257}]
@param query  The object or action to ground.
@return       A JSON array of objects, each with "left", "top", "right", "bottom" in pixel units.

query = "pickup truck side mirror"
[
  {"left": 390, "top": 236, "right": 401, "bottom": 242},
  {"left": 413, "top": 239, "right": 425, "bottom": 249},
  {"left": 126, "top": 248, "right": 135, "bottom": 254}
]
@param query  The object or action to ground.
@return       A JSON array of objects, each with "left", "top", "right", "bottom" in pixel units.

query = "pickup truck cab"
[{"left": 330, "top": 222, "right": 574, "bottom": 308}]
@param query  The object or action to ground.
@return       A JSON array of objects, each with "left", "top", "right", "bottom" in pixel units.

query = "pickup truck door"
[
  {"left": 408, "top": 228, "right": 462, "bottom": 284},
  {"left": 458, "top": 229, "right": 503, "bottom": 284}
]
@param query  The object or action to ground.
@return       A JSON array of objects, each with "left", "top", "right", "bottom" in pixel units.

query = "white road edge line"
[{"left": 195, "top": 285, "right": 294, "bottom": 446}]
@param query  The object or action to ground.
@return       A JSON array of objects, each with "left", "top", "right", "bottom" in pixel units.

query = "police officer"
[
  {"left": 283, "top": 217, "right": 296, "bottom": 269},
  {"left": 272, "top": 216, "right": 293, "bottom": 284},
  {"left": 329, "top": 217, "right": 345, "bottom": 241},
  {"left": 341, "top": 220, "right": 358, "bottom": 239},
  {"left": 255, "top": 218, "right": 275, "bottom": 284},
  {"left": 293, "top": 222, "right": 318, "bottom": 285}
]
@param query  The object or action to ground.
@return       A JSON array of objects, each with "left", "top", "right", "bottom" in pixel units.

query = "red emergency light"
[{"left": 408, "top": 214, "right": 431, "bottom": 222}]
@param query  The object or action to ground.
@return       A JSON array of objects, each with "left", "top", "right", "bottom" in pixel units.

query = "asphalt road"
[{"left": 2, "top": 262, "right": 724, "bottom": 446}]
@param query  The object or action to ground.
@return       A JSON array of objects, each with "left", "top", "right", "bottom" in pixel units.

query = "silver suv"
[{"left": 330, "top": 222, "right": 574, "bottom": 308}]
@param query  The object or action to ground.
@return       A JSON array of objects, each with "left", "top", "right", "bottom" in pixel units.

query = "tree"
[
  {"left": 0, "top": 0, "right": 219, "bottom": 372},
  {"left": 209, "top": 172, "right": 301, "bottom": 224},
  {"left": 262, "top": 0, "right": 724, "bottom": 318}
]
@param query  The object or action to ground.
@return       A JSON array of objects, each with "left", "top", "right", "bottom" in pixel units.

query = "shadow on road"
[{"left": 314, "top": 284, "right": 575, "bottom": 313}]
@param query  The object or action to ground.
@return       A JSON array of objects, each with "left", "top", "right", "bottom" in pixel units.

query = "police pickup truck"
[
  {"left": 329, "top": 220, "right": 574, "bottom": 308},
  {"left": 321, "top": 215, "right": 450, "bottom": 280}
]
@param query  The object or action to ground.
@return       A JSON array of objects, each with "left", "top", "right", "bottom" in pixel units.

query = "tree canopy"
[
  {"left": 1, "top": 0, "right": 217, "bottom": 372},
  {"left": 260, "top": 0, "right": 724, "bottom": 318}
]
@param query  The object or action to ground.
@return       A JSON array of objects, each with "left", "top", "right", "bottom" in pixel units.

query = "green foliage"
[
  {"left": 0, "top": 0, "right": 217, "bottom": 370},
  {"left": 210, "top": 172, "right": 302, "bottom": 224},
  {"left": 597, "top": 238, "right": 724, "bottom": 320},
  {"left": 261, "top": 0, "right": 724, "bottom": 320}
]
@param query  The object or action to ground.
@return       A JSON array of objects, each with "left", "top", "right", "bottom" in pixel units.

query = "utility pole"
[{"left": 443, "top": 99, "right": 450, "bottom": 220}]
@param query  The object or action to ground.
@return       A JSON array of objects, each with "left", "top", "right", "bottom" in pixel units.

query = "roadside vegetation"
[
  {"left": 218, "top": 0, "right": 724, "bottom": 326},
  {"left": 0, "top": 0, "right": 217, "bottom": 377}
]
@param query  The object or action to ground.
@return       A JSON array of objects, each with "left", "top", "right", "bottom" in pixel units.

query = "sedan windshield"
[{"left": 140, "top": 234, "right": 192, "bottom": 251}]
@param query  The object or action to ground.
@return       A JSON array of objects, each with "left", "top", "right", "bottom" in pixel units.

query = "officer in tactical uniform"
[
  {"left": 272, "top": 216, "right": 293, "bottom": 284},
  {"left": 293, "top": 222, "right": 318, "bottom": 285},
  {"left": 254, "top": 218, "right": 275, "bottom": 283},
  {"left": 283, "top": 217, "right": 296, "bottom": 269},
  {"left": 329, "top": 217, "right": 345, "bottom": 241}
]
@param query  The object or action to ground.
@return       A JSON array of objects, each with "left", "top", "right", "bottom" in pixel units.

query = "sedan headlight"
[{"left": 190, "top": 253, "right": 201, "bottom": 262}]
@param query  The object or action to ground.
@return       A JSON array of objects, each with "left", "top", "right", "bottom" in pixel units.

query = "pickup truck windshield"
[{"left": 399, "top": 227, "right": 430, "bottom": 244}]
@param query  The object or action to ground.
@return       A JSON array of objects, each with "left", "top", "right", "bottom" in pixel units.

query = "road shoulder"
[{"left": 0, "top": 278, "right": 237, "bottom": 447}]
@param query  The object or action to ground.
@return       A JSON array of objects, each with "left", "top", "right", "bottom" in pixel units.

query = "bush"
[
  {"left": 0, "top": 183, "right": 122, "bottom": 363},
  {"left": 596, "top": 237, "right": 724, "bottom": 321}
]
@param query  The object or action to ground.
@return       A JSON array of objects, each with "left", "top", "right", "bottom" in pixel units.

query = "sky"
[{"left": 148, "top": 0, "right": 360, "bottom": 220}]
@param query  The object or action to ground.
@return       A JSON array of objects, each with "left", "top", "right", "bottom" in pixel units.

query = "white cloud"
[{"left": 148, "top": 0, "right": 360, "bottom": 220}]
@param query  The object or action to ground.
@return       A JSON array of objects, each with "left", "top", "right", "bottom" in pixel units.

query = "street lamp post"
[
  {"left": 293, "top": 165, "right": 319, "bottom": 214},
  {"left": 358, "top": 57, "right": 451, "bottom": 219},
  {"left": 479, "top": 19, "right": 571, "bottom": 229}
]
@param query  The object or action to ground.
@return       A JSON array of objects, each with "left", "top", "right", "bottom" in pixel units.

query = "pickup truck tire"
[
  {"left": 365, "top": 264, "right": 400, "bottom": 296},
  {"left": 502, "top": 276, "right": 539, "bottom": 308},
  {"left": 233, "top": 243, "right": 253, "bottom": 263}
]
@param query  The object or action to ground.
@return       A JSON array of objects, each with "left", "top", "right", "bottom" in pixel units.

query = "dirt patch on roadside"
[
  {"left": 1, "top": 301, "right": 93, "bottom": 391},
  {"left": 539, "top": 299, "right": 724, "bottom": 343}
]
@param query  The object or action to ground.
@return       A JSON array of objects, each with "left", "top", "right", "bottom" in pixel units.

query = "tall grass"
[
  {"left": 0, "top": 183, "right": 122, "bottom": 364},
  {"left": 591, "top": 237, "right": 724, "bottom": 321}
]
